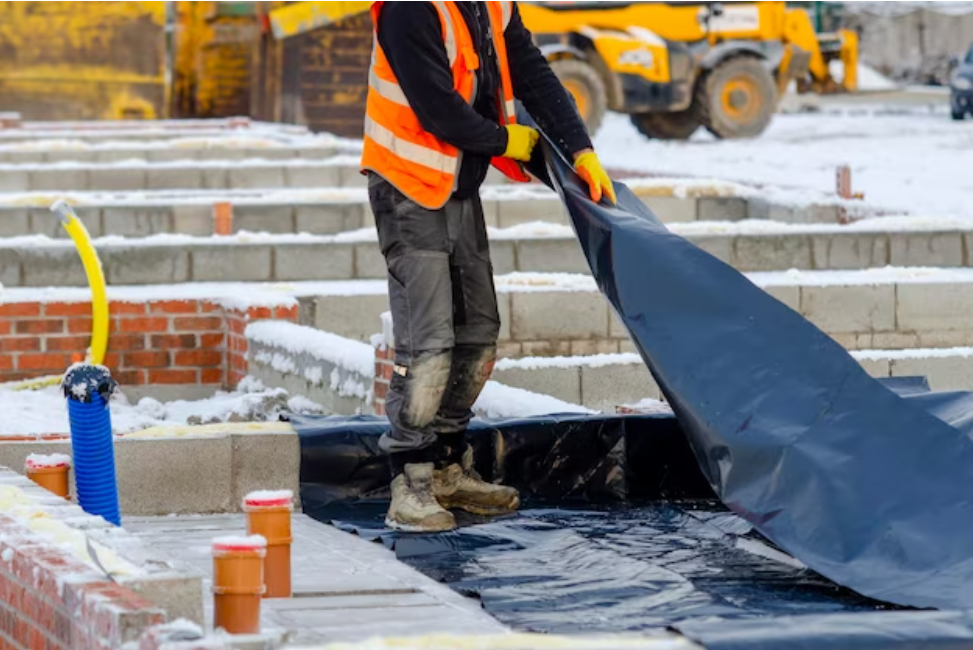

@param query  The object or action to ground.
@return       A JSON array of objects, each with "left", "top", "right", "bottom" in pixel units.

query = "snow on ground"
[
  {"left": 0, "top": 377, "right": 323, "bottom": 436},
  {"left": 595, "top": 105, "right": 973, "bottom": 220}
]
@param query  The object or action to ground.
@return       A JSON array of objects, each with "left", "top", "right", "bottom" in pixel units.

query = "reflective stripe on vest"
[
  {"left": 430, "top": 1, "right": 457, "bottom": 66},
  {"left": 364, "top": 117, "right": 458, "bottom": 174}
]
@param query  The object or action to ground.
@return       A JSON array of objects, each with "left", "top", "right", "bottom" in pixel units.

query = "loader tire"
[
  {"left": 630, "top": 106, "right": 701, "bottom": 140},
  {"left": 698, "top": 56, "right": 776, "bottom": 139},
  {"left": 550, "top": 58, "right": 607, "bottom": 136}
]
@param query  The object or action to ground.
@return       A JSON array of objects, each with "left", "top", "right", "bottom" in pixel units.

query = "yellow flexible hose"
[{"left": 7, "top": 202, "right": 108, "bottom": 391}]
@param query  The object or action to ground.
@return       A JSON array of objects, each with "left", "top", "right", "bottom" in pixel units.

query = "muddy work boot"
[
  {"left": 385, "top": 463, "right": 456, "bottom": 533},
  {"left": 434, "top": 451, "right": 520, "bottom": 517}
]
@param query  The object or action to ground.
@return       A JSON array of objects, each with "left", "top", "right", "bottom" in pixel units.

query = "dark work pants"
[{"left": 368, "top": 174, "right": 500, "bottom": 473}]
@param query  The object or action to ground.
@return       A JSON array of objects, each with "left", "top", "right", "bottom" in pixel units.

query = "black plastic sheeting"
[{"left": 536, "top": 140, "right": 973, "bottom": 612}]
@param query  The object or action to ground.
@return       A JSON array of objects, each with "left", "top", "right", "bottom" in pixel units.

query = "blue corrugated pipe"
[{"left": 63, "top": 365, "right": 120, "bottom": 526}]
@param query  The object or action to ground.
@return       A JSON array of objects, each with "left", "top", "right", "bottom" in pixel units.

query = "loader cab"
[{"left": 949, "top": 44, "right": 973, "bottom": 120}]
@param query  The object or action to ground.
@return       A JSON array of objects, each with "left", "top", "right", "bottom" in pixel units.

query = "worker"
[{"left": 361, "top": 0, "right": 616, "bottom": 532}]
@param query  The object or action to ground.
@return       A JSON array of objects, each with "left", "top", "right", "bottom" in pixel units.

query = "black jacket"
[{"left": 376, "top": 1, "right": 592, "bottom": 199}]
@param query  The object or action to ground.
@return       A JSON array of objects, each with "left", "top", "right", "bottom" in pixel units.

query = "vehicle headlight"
[{"left": 953, "top": 75, "right": 973, "bottom": 91}]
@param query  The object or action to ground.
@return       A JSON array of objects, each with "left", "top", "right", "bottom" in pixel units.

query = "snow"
[
  {"left": 496, "top": 353, "right": 642, "bottom": 372},
  {"left": 244, "top": 489, "right": 293, "bottom": 502},
  {"left": 0, "top": 154, "right": 359, "bottom": 172},
  {"left": 246, "top": 320, "right": 374, "bottom": 377},
  {"left": 749, "top": 267, "right": 973, "bottom": 288},
  {"left": 1, "top": 549, "right": 12, "bottom": 563},
  {"left": 212, "top": 534, "right": 266, "bottom": 550},
  {"left": 595, "top": 106, "right": 973, "bottom": 220},
  {"left": 25, "top": 453, "right": 72, "bottom": 469},
  {"left": 852, "top": 347, "right": 973, "bottom": 361},
  {"left": 618, "top": 398, "right": 673, "bottom": 415},
  {"left": 0, "top": 378, "right": 322, "bottom": 435},
  {"left": 829, "top": 62, "right": 898, "bottom": 92},
  {"left": 473, "top": 381, "right": 594, "bottom": 418}
]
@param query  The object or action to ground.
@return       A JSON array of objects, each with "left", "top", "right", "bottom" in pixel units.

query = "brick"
[
  {"left": 113, "top": 370, "right": 146, "bottom": 385},
  {"left": 67, "top": 319, "right": 93, "bottom": 334},
  {"left": 107, "top": 334, "right": 146, "bottom": 352},
  {"left": 273, "top": 305, "right": 299, "bottom": 320},
  {"left": 174, "top": 350, "right": 221, "bottom": 367},
  {"left": 0, "top": 321, "right": 9, "bottom": 335},
  {"left": 200, "top": 368, "right": 223, "bottom": 384},
  {"left": 0, "top": 338, "right": 39, "bottom": 352},
  {"left": 123, "top": 351, "right": 170, "bottom": 368},
  {"left": 200, "top": 302, "right": 221, "bottom": 313},
  {"left": 199, "top": 333, "right": 224, "bottom": 349},
  {"left": 148, "top": 301, "right": 199, "bottom": 314},
  {"left": 173, "top": 317, "right": 222, "bottom": 332},
  {"left": 15, "top": 320, "right": 64, "bottom": 335},
  {"left": 147, "top": 369, "right": 197, "bottom": 384},
  {"left": 247, "top": 306, "right": 273, "bottom": 320},
  {"left": 0, "top": 303, "right": 40, "bottom": 317},
  {"left": 44, "top": 302, "right": 91, "bottom": 317},
  {"left": 109, "top": 303, "right": 147, "bottom": 316},
  {"left": 150, "top": 334, "right": 196, "bottom": 349},
  {"left": 44, "top": 336, "right": 89, "bottom": 352},
  {"left": 118, "top": 317, "right": 168, "bottom": 333}
]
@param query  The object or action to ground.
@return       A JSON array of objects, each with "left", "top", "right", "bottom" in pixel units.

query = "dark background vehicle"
[{"left": 949, "top": 44, "right": 973, "bottom": 120}]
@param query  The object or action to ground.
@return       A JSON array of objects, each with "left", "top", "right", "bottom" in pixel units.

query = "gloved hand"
[
  {"left": 503, "top": 124, "right": 540, "bottom": 162},
  {"left": 574, "top": 151, "right": 616, "bottom": 205}
]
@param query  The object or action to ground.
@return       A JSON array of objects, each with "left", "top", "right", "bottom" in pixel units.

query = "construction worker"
[{"left": 361, "top": 0, "right": 616, "bottom": 532}]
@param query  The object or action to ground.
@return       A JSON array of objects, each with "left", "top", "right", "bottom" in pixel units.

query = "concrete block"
[
  {"left": 491, "top": 366, "right": 581, "bottom": 404},
  {"left": 640, "top": 196, "right": 696, "bottom": 223},
  {"left": 229, "top": 165, "right": 285, "bottom": 189},
  {"left": 685, "top": 235, "right": 733, "bottom": 264},
  {"left": 245, "top": 147, "right": 294, "bottom": 160},
  {"left": 762, "top": 285, "right": 801, "bottom": 311},
  {"left": 510, "top": 291, "right": 608, "bottom": 341},
  {"left": 800, "top": 284, "right": 895, "bottom": 334},
  {"left": 488, "top": 240, "right": 517, "bottom": 275},
  {"left": 870, "top": 331, "right": 921, "bottom": 350},
  {"left": 339, "top": 166, "right": 368, "bottom": 188},
  {"left": 287, "top": 165, "right": 340, "bottom": 188},
  {"left": 146, "top": 167, "right": 202, "bottom": 190},
  {"left": 810, "top": 233, "right": 888, "bottom": 270},
  {"left": 353, "top": 243, "right": 386, "bottom": 279},
  {"left": 496, "top": 198, "right": 565, "bottom": 227},
  {"left": 581, "top": 363, "right": 660, "bottom": 410},
  {"left": 3, "top": 151, "right": 44, "bottom": 163},
  {"left": 890, "top": 356, "right": 973, "bottom": 391},
  {"left": 103, "top": 246, "right": 190, "bottom": 284},
  {"left": 101, "top": 207, "right": 172, "bottom": 237},
  {"left": 28, "top": 208, "right": 71, "bottom": 238},
  {"left": 201, "top": 166, "right": 229, "bottom": 189},
  {"left": 297, "top": 147, "right": 337, "bottom": 160},
  {"left": 172, "top": 204, "right": 213, "bottom": 235},
  {"left": 497, "top": 341, "right": 522, "bottom": 358},
  {"left": 609, "top": 307, "right": 628, "bottom": 339},
  {"left": 570, "top": 339, "right": 623, "bottom": 356},
  {"left": 915, "top": 330, "right": 973, "bottom": 349},
  {"left": 296, "top": 205, "right": 365, "bottom": 234},
  {"left": 898, "top": 283, "right": 973, "bottom": 332},
  {"left": 19, "top": 248, "right": 87, "bottom": 287},
  {"left": 0, "top": 209, "right": 29, "bottom": 237},
  {"left": 0, "top": 249, "right": 21, "bottom": 287},
  {"left": 804, "top": 204, "right": 842, "bottom": 224},
  {"left": 96, "top": 150, "right": 145, "bottom": 163},
  {"left": 497, "top": 292, "right": 512, "bottom": 342},
  {"left": 88, "top": 167, "right": 147, "bottom": 191},
  {"left": 856, "top": 357, "right": 891, "bottom": 378},
  {"left": 514, "top": 239, "right": 588, "bottom": 274},
  {"left": 0, "top": 170, "right": 29, "bottom": 191},
  {"left": 520, "top": 340, "right": 572, "bottom": 357},
  {"left": 0, "top": 440, "right": 73, "bottom": 489},
  {"left": 275, "top": 243, "right": 354, "bottom": 281},
  {"left": 313, "top": 294, "right": 390, "bottom": 341},
  {"left": 197, "top": 148, "right": 245, "bottom": 161},
  {"left": 29, "top": 168, "right": 87, "bottom": 191},
  {"left": 733, "top": 234, "right": 812, "bottom": 271},
  {"left": 234, "top": 205, "right": 295, "bottom": 234},
  {"left": 115, "top": 436, "right": 233, "bottom": 515},
  {"left": 479, "top": 199, "right": 500, "bottom": 228},
  {"left": 191, "top": 245, "right": 273, "bottom": 281},
  {"left": 618, "top": 339, "right": 639, "bottom": 354},
  {"left": 889, "top": 232, "right": 963, "bottom": 268},
  {"left": 746, "top": 197, "right": 799, "bottom": 222},
  {"left": 697, "top": 197, "right": 748, "bottom": 221},
  {"left": 230, "top": 432, "right": 302, "bottom": 510},
  {"left": 147, "top": 149, "right": 199, "bottom": 162}
]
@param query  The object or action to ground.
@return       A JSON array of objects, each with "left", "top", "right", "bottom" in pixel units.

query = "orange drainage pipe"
[
  {"left": 213, "top": 202, "right": 233, "bottom": 235},
  {"left": 212, "top": 535, "right": 266, "bottom": 634},
  {"left": 25, "top": 453, "right": 72, "bottom": 499},
  {"left": 243, "top": 490, "right": 293, "bottom": 598}
]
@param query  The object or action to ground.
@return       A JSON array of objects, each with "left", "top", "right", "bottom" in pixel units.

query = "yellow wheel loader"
[{"left": 519, "top": 1, "right": 859, "bottom": 140}]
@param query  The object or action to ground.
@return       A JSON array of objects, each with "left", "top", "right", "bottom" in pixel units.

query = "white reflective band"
[
  {"left": 499, "top": 1, "right": 512, "bottom": 29},
  {"left": 369, "top": 69, "right": 410, "bottom": 107},
  {"left": 364, "top": 117, "right": 458, "bottom": 174},
  {"left": 504, "top": 99, "right": 516, "bottom": 119},
  {"left": 430, "top": 1, "right": 458, "bottom": 66}
]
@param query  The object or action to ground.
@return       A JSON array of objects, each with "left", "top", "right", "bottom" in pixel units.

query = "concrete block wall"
[
  {"left": 0, "top": 467, "right": 206, "bottom": 649},
  {"left": 0, "top": 299, "right": 297, "bottom": 386},
  {"left": 0, "top": 145, "right": 336, "bottom": 165}
]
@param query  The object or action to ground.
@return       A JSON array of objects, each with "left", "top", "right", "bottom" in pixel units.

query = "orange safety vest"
[{"left": 360, "top": 1, "right": 531, "bottom": 210}]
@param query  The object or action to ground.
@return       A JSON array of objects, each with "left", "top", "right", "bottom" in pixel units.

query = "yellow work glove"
[
  {"left": 574, "top": 151, "right": 616, "bottom": 205},
  {"left": 503, "top": 124, "right": 540, "bottom": 162}
]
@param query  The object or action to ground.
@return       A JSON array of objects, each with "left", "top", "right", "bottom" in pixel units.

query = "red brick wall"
[
  {"left": 0, "top": 512, "right": 164, "bottom": 650},
  {"left": 0, "top": 300, "right": 298, "bottom": 389},
  {"left": 373, "top": 344, "right": 394, "bottom": 417}
]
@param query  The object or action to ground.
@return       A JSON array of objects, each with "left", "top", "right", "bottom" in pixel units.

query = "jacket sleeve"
[
  {"left": 504, "top": 3, "right": 593, "bottom": 158},
  {"left": 377, "top": 3, "right": 508, "bottom": 157}
]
